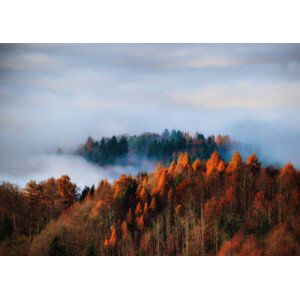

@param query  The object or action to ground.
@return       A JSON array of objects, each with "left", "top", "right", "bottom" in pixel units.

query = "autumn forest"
[{"left": 0, "top": 130, "right": 299, "bottom": 256}]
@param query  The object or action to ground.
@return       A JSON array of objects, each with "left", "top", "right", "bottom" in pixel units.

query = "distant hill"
[{"left": 75, "top": 129, "right": 254, "bottom": 167}]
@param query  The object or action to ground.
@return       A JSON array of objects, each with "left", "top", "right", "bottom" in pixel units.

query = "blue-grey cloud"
[{"left": 0, "top": 44, "right": 299, "bottom": 186}]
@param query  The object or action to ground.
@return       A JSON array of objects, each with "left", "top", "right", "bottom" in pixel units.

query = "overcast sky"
[{"left": 0, "top": 44, "right": 299, "bottom": 185}]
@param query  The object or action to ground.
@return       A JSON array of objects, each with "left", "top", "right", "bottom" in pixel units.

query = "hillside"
[{"left": 1, "top": 149, "right": 299, "bottom": 255}]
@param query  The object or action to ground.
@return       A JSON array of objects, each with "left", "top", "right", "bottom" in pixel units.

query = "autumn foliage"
[{"left": 0, "top": 149, "right": 299, "bottom": 256}]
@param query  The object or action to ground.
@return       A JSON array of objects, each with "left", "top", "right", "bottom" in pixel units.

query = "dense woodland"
[
  {"left": 0, "top": 139, "right": 299, "bottom": 255},
  {"left": 75, "top": 129, "right": 250, "bottom": 166}
]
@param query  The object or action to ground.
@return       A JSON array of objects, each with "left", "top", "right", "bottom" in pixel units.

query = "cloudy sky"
[{"left": 0, "top": 44, "right": 299, "bottom": 186}]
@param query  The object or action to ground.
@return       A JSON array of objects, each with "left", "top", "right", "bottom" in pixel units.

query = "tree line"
[
  {"left": 0, "top": 149, "right": 299, "bottom": 255},
  {"left": 75, "top": 129, "right": 247, "bottom": 166}
]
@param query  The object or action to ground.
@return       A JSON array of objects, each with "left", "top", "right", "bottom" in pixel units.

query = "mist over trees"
[
  {"left": 0, "top": 135, "right": 299, "bottom": 255},
  {"left": 75, "top": 129, "right": 251, "bottom": 167},
  {"left": 76, "top": 135, "right": 129, "bottom": 166}
]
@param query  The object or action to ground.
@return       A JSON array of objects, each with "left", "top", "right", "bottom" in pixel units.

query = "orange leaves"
[
  {"left": 121, "top": 221, "right": 128, "bottom": 240},
  {"left": 103, "top": 239, "right": 109, "bottom": 248},
  {"left": 143, "top": 202, "right": 148, "bottom": 215},
  {"left": 217, "top": 160, "right": 225, "bottom": 173},
  {"left": 218, "top": 233, "right": 263, "bottom": 256},
  {"left": 204, "top": 196, "right": 220, "bottom": 220},
  {"left": 15, "top": 147, "right": 300, "bottom": 256},
  {"left": 215, "top": 134, "right": 231, "bottom": 147},
  {"left": 174, "top": 180, "right": 190, "bottom": 203},
  {"left": 205, "top": 151, "right": 226, "bottom": 176},
  {"left": 246, "top": 153, "right": 261, "bottom": 173},
  {"left": 239, "top": 235, "right": 264, "bottom": 256},
  {"left": 96, "top": 179, "right": 111, "bottom": 200},
  {"left": 156, "top": 169, "right": 168, "bottom": 194},
  {"left": 104, "top": 226, "right": 117, "bottom": 248},
  {"left": 108, "top": 226, "right": 117, "bottom": 247},
  {"left": 266, "top": 224, "right": 298, "bottom": 255},
  {"left": 254, "top": 191, "right": 269, "bottom": 215},
  {"left": 149, "top": 198, "right": 156, "bottom": 211},
  {"left": 226, "top": 150, "right": 243, "bottom": 173},
  {"left": 206, "top": 151, "right": 221, "bottom": 176},
  {"left": 136, "top": 216, "right": 144, "bottom": 230},
  {"left": 220, "top": 186, "right": 235, "bottom": 208},
  {"left": 139, "top": 186, "right": 148, "bottom": 202},
  {"left": 113, "top": 174, "right": 134, "bottom": 199},
  {"left": 90, "top": 200, "right": 104, "bottom": 218},
  {"left": 192, "top": 158, "right": 201, "bottom": 172},
  {"left": 150, "top": 167, "right": 170, "bottom": 197},
  {"left": 280, "top": 162, "right": 296, "bottom": 178},
  {"left": 134, "top": 202, "right": 143, "bottom": 216},
  {"left": 133, "top": 199, "right": 146, "bottom": 229},
  {"left": 218, "top": 233, "right": 244, "bottom": 256},
  {"left": 175, "top": 152, "right": 190, "bottom": 173},
  {"left": 56, "top": 175, "right": 76, "bottom": 206},
  {"left": 181, "top": 152, "right": 190, "bottom": 169},
  {"left": 175, "top": 180, "right": 189, "bottom": 193},
  {"left": 168, "top": 160, "right": 176, "bottom": 174},
  {"left": 279, "top": 163, "right": 297, "bottom": 191}
]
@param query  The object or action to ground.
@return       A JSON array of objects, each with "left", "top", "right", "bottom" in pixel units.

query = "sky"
[{"left": 0, "top": 44, "right": 299, "bottom": 187}]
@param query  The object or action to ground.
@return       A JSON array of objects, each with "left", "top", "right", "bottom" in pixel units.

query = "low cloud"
[
  {"left": 0, "top": 153, "right": 156, "bottom": 189},
  {"left": 0, "top": 44, "right": 299, "bottom": 186}
]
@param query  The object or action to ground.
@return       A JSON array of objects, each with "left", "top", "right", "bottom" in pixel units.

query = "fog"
[
  {"left": 0, "top": 153, "right": 156, "bottom": 188},
  {"left": 0, "top": 44, "right": 299, "bottom": 188}
]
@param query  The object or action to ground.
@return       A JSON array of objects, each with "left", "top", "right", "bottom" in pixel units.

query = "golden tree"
[
  {"left": 217, "top": 160, "right": 226, "bottom": 172},
  {"left": 246, "top": 153, "right": 261, "bottom": 173},
  {"left": 168, "top": 160, "right": 176, "bottom": 174},
  {"left": 156, "top": 169, "right": 168, "bottom": 195},
  {"left": 206, "top": 151, "right": 221, "bottom": 176},
  {"left": 175, "top": 152, "right": 190, "bottom": 173},
  {"left": 139, "top": 186, "right": 148, "bottom": 202},
  {"left": 105, "top": 226, "right": 117, "bottom": 248},
  {"left": 56, "top": 175, "right": 77, "bottom": 208},
  {"left": 192, "top": 158, "right": 201, "bottom": 172},
  {"left": 226, "top": 150, "right": 243, "bottom": 173}
]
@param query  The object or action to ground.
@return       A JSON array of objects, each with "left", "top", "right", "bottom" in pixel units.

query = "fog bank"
[
  {"left": 0, "top": 153, "right": 156, "bottom": 188},
  {"left": 0, "top": 44, "right": 299, "bottom": 186}
]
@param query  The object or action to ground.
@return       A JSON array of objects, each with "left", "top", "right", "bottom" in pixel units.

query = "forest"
[
  {"left": 75, "top": 129, "right": 248, "bottom": 166},
  {"left": 0, "top": 131, "right": 299, "bottom": 256}
]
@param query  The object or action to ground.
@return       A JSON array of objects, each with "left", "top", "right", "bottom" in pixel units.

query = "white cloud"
[{"left": 0, "top": 154, "right": 156, "bottom": 188}]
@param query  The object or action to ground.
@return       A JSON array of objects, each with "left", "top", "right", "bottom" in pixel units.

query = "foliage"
[
  {"left": 1, "top": 147, "right": 299, "bottom": 256},
  {"left": 76, "top": 130, "right": 239, "bottom": 166}
]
